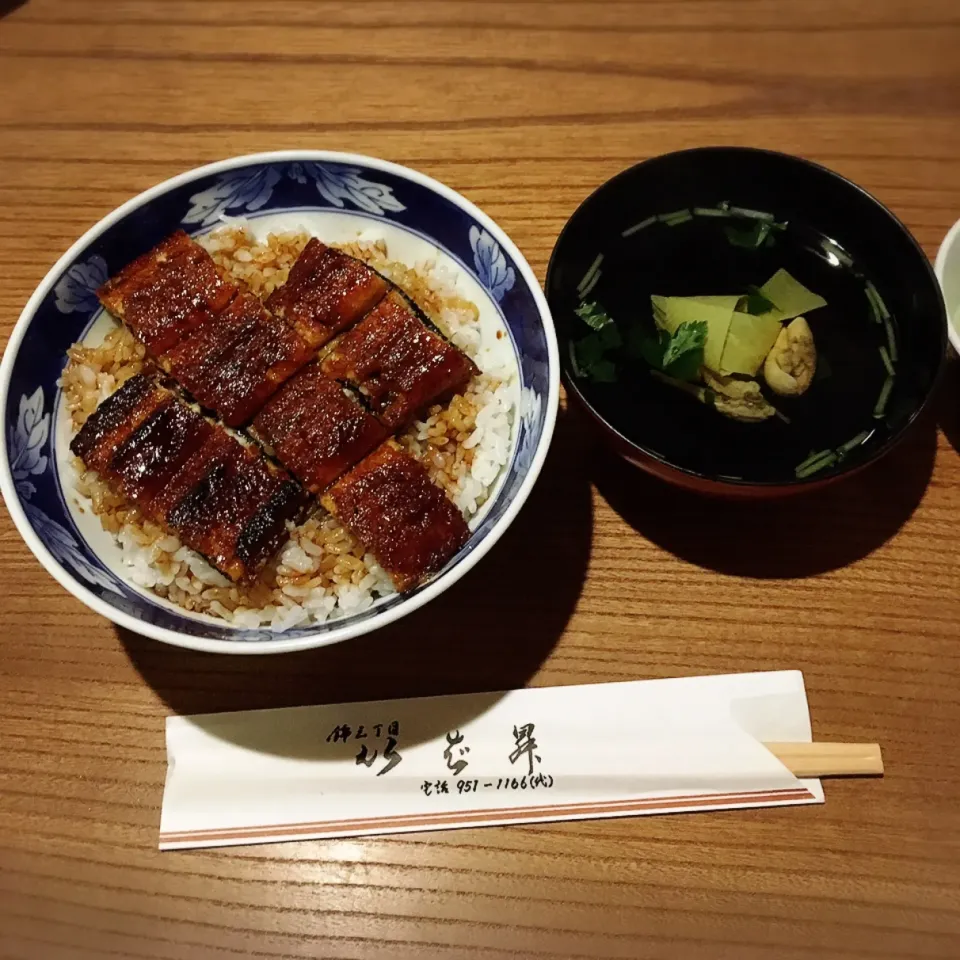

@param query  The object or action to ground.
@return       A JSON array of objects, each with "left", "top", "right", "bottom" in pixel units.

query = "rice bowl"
[{"left": 0, "top": 151, "right": 558, "bottom": 654}]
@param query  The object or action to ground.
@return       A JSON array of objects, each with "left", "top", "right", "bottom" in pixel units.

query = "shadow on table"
[
  {"left": 589, "top": 403, "right": 938, "bottom": 580},
  {"left": 0, "top": 1, "right": 26, "bottom": 19},
  {"left": 117, "top": 408, "right": 594, "bottom": 754},
  {"left": 936, "top": 351, "right": 960, "bottom": 455}
]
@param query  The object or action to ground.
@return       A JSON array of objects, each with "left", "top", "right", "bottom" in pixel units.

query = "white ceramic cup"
[{"left": 935, "top": 218, "right": 960, "bottom": 356}]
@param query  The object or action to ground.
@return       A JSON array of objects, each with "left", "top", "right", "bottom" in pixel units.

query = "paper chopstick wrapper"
[{"left": 159, "top": 670, "right": 823, "bottom": 850}]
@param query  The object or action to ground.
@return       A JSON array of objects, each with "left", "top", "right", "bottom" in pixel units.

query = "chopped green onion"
[
  {"left": 580, "top": 269, "right": 601, "bottom": 298},
  {"left": 821, "top": 238, "right": 854, "bottom": 268},
  {"left": 873, "top": 374, "right": 895, "bottom": 418},
  {"left": 774, "top": 409, "right": 791, "bottom": 424},
  {"left": 879, "top": 344, "right": 895, "bottom": 376},
  {"left": 795, "top": 448, "right": 834, "bottom": 474},
  {"left": 693, "top": 206, "right": 730, "bottom": 217},
  {"left": 866, "top": 281, "right": 891, "bottom": 320},
  {"left": 884, "top": 316, "right": 898, "bottom": 363},
  {"left": 663, "top": 210, "right": 694, "bottom": 226},
  {"left": 658, "top": 209, "right": 691, "bottom": 223},
  {"left": 576, "top": 253, "right": 604, "bottom": 296},
  {"left": 837, "top": 430, "right": 871, "bottom": 456},
  {"left": 796, "top": 451, "right": 838, "bottom": 479},
  {"left": 568, "top": 340, "right": 582, "bottom": 377},
  {"left": 728, "top": 206, "right": 775, "bottom": 222},
  {"left": 621, "top": 215, "right": 657, "bottom": 238},
  {"left": 650, "top": 368, "right": 707, "bottom": 401}
]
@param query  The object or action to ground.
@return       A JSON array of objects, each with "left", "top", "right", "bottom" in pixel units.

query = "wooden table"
[{"left": 2, "top": 2, "right": 960, "bottom": 957}]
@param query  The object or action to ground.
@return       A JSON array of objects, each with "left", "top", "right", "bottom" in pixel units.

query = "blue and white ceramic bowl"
[{"left": 0, "top": 152, "right": 559, "bottom": 654}]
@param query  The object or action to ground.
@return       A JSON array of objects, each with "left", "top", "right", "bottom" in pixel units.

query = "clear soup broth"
[{"left": 569, "top": 213, "right": 900, "bottom": 484}]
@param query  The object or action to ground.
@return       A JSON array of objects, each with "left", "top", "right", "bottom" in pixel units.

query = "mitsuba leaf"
[
  {"left": 574, "top": 301, "right": 614, "bottom": 331},
  {"left": 574, "top": 333, "right": 605, "bottom": 370}
]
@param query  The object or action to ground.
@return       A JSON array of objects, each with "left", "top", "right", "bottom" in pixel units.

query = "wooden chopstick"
[{"left": 763, "top": 742, "right": 883, "bottom": 778}]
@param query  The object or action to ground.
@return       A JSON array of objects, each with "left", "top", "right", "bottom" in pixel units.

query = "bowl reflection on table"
[{"left": 546, "top": 147, "right": 947, "bottom": 498}]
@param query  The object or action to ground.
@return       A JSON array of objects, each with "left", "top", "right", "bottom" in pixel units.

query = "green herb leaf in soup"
[
  {"left": 589, "top": 359, "right": 617, "bottom": 383},
  {"left": 627, "top": 324, "right": 664, "bottom": 366},
  {"left": 661, "top": 320, "right": 708, "bottom": 382},
  {"left": 724, "top": 221, "right": 774, "bottom": 250},
  {"left": 574, "top": 300, "right": 615, "bottom": 331},
  {"left": 574, "top": 332, "right": 606, "bottom": 370},
  {"left": 651, "top": 295, "right": 736, "bottom": 374},
  {"left": 759, "top": 269, "right": 827, "bottom": 320},
  {"left": 740, "top": 285, "right": 778, "bottom": 316},
  {"left": 571, "top": 300, "right": 623, "bottom": 383},
  {"left": 634, "top": 312, "right": 708, "bottom": 382},
  {"left": 598, "top": 323, "right": 622, "bottom": 351}
]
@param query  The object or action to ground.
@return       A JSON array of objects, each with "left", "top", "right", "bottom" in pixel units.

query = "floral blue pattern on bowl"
[{"left": 0, "top": 152, "right": 558, "bottom": 653}]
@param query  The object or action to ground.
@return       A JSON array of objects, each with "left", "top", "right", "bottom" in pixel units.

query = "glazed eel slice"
[
  {"left": 265, "top": 237, "right": 390, "bottom": 348},
  {"left": 71, "top": 374, "right": 308, "bottom": 582},
  {"left": 319, "top": 291, "right": 479, "bottom": 430},
  {"left": 96, "top": 230, "right": 312, "bottom": 427},
  {"left": 160, "top": 290, "right": 314, "bottom": 428},
  {"left": 321, "top": 442, "right": 470, "bottom": 592},
  {"left": 250, "top": 363, "right": 389, "bottom": 496},
  {"left": 97, "top": 230, "right": 236, "bottom": 355}
]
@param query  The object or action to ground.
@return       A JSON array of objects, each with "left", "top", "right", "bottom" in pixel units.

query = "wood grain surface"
[{"left": 2, "top": 1, "right": 960, "bottom": 958}]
